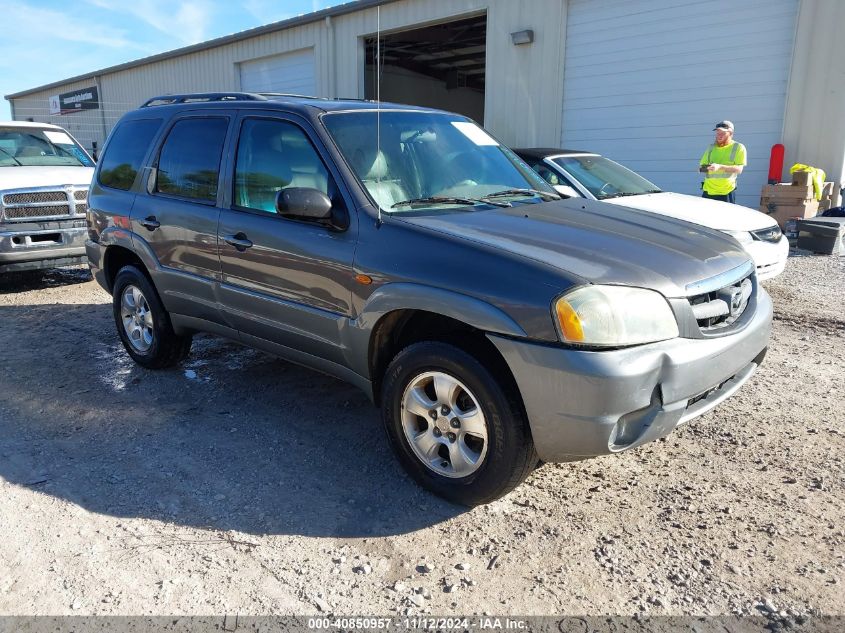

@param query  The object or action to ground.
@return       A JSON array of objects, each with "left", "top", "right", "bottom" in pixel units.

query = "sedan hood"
[
  {"left": 399, "top": 198, "right": 752, "bottom": 298},
  {"left": 602, "top": 191, "right": 778, "bottom": 232},
  {"left": 0, "top": 166, "right": 94, "bottom": 191}
]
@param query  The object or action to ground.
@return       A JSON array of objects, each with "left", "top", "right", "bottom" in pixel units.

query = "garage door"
[
  {"left": 561, "top": 0, "right": 798, "bottom": 207},
  {"left": 239, "top": 48, "right": 316, "bottom": 96}
]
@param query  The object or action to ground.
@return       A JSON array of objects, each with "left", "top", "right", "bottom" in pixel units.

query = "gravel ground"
[{"left": 0, "top": 250, "right": 843, "bottom": 618}]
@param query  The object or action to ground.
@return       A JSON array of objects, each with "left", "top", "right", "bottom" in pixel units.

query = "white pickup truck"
[{"left": 0, "top": 121, "right": 95, "bottom": 272}]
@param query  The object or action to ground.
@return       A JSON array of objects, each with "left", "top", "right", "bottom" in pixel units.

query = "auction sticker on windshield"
[
  {"left": 43, "top": 131, "right": 74, "bottom": 145},
  {"left": 451, "top": 121, "right": 498, "bottom": 146}
]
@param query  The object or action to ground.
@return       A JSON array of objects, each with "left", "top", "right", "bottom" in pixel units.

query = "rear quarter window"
[{"left": 98, "top": 119, "right": 163, "bottom": 191}]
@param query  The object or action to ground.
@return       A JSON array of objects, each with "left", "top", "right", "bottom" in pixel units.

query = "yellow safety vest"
[{"left": 700, "top": 142, "right": 746, "bottom": 195}]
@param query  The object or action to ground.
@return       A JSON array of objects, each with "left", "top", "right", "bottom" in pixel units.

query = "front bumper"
[
  {"left": 85, "top": 239, "right": 109, "bottom": 292},
  {"left": 489, "top": 288, "right": 772, "bottom": 462},
  {"left": 747, "top": 236, "right": 789, "bottom": 281},
  {"left": 0, "top": 225, "right": 87, "bottom": 272}
]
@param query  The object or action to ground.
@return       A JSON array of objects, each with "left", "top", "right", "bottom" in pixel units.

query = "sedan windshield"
[
  {"left": 0, "top": 127, "right": 94, "bottom": 168},
  {"left": 551, "top": 155, "right": 660, "bottom": 200},
  {"left": 322, "top": 111, "right": 555, "bottom": 213}
]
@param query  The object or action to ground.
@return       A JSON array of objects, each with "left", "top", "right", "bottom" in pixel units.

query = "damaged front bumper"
[{"left": 489, "top": 288, "right": 773, "bottom": 462}]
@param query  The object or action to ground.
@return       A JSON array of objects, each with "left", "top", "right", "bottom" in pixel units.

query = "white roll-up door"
[
  {"left": 239, "top": 48, "right": 316, "bottom": 96},
  {"left": 561, "top": 0, "right": 798, "bottom": 207}
]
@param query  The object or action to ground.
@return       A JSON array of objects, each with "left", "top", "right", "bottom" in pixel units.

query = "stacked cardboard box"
[
  {"left": 817, "top": 182, "right": 841, "bottom": 212},
  {"left": 759, "top": 171, "right": 818, "bottom": 228}
]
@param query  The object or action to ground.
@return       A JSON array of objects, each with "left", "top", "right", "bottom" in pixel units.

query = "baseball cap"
[{"left": 713, "top": 120, "right": 734, "bottom": 132}]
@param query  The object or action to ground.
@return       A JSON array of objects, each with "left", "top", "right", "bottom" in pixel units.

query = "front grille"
[
  {"left": 1, "top": 186, "right": 87, "bottom": 222},
  {"left": 5, "top": 205, "right": 71, "bottom": 219},
  {"left": 688, "top": 274, "right": 753, "bottom": 331},
  {"left": 751, "top": 226, "right": 782, "bottom": 243},
  {"left": 3, "top": 191, "right": 67, "bottom": 204}
]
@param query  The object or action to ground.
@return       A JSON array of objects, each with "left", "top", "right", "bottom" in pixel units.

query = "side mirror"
[
  {"left": 275, "top": 187, "right": 348, "bottom": 231},
  {"left": 554, "top": 184, "right": 580, "bottom": 198}
]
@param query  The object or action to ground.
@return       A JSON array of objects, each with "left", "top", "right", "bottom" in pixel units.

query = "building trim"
[{"left": 4, "top": 0, "right": 397, "bottom": 100}]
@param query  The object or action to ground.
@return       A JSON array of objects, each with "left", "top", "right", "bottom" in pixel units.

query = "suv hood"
[
  {"left": 602, "top": 191, "right": 777, "bottom": 232},
  {"left": 399, "top": 198, "right": 751, "bottom": 298},
  {"left": 0, "top": 166, "right": 94, "bottom": 191}
]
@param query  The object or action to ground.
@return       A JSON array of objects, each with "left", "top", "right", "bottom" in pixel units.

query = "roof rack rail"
[
  {"left": 257, "top": 92, "right": 321, "bottom": 100},
  {"left": 140, "top": 92, "right": 268, "bottom": 107}
]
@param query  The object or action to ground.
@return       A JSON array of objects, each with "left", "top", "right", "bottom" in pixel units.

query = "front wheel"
[
  {"left": 112, "top": 265, "right": 192, "bottom": 369},
  {"left": 381, "top": 341, "right": 536, "bottom": 506}
]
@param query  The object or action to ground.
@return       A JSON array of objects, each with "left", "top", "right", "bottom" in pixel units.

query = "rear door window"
[
  {"left": 98, "top": 119, "right": 162, "bottom": 191},
  {"left": 155, "top": 117, "right": 229, "bottom": 202}
]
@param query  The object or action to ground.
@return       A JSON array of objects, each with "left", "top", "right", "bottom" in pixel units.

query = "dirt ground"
[{"left": 0, "top": 250, "right": 843, "bottom": 618}]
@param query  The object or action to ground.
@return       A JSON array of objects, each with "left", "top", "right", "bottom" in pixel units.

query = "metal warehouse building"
[{"left": 5, "top": 0, "right": 844, "bottom": 207}]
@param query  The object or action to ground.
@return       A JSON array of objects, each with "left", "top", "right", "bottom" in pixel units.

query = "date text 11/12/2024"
[{"left": 307, "top": 617, "right": 529, "bottom": 630}]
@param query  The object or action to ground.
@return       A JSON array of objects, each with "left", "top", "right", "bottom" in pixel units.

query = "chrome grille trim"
[
  {"left": 0, "top": 185, "right": 88, "bottom": 222},
  {"left": 684, "top": 260, "right": 754, "bottom": 297}
]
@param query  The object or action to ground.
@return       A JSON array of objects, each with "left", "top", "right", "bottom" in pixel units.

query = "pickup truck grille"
[{"left": 1, "top": 186, "right": 88, "bottom": 222}]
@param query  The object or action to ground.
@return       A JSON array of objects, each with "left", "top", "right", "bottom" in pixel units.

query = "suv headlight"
[
  {"left": 724, "top": 230, "right": 754, "bottom": 246},
  {"left": 553, "top": 285, "right": 679, "bottom": 347}
]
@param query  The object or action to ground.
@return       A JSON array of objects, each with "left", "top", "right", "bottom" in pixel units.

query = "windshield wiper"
[
  {"left": 482, "top": 188, "right": 560, "bottom": 202},
  {"left": 391, "top": 196, "right": 510, "bottom": 209},
  {"left": 599, "top": 191, "right": 645, "bottom": 199},
  {"left": 0, "top": 147, "right": 22, "bottom": 166}
]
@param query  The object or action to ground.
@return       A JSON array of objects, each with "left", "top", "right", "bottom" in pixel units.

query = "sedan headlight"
[
  {"left": 553, "top": 285, "right": 679, "bottom": 347},
  {"left": 724, "top": 230, "right": 754, "bottom": 246}
]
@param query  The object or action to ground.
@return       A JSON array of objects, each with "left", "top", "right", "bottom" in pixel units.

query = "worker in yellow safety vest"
[{"left": 699, "top": 120, "right": 746, "bottom": 203}]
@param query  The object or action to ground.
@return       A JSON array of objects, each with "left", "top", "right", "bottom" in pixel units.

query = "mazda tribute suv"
[{"left": 86, "top": 93, "right": 772, "bottom": 505}]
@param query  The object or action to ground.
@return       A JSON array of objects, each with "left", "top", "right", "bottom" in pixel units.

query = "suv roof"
[{"left": 135, "top": 92, "right": 447, "bottom": 116}]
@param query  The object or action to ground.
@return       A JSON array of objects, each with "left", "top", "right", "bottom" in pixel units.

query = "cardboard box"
[
  {"left": 760, "top": 199, "right": 819, "bottom": 228},
  {"left": 820, "top": 181, "right": 835, "bottom": 198},
  {"left": 792, "top": 171, "right": 812, "bottom": 187},
  {"left": 831, "top": 187, "right": 843, "bottom": 208},
  {"left": 760, "top": 183, "right": 813, "bottom": 201}
]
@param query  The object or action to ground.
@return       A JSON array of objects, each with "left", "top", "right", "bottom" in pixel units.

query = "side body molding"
[{"left": 343, "top": 282, "right": 528, "bottom": 380}]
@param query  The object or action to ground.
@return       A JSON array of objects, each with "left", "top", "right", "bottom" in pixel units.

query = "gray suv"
[{"left": 86, "top": 93, "right": 771, "bottom": 506}]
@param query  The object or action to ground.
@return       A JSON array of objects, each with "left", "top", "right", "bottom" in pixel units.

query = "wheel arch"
[{"left": 354, "top": 285, "right": 528, "bottom": 408}]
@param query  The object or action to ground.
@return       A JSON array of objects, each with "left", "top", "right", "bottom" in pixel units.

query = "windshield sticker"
[
  {"left": 450, "top": 121, "right": 499, "bottom": 146},
  {"left": 43, "top": 130, "right": 74, "bottom": 145}
]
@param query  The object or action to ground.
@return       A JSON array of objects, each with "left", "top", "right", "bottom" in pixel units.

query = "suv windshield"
[
  {"left": 551, "top": 155, "right": 661, "bottom": 200},
  {"left": 0, "top": 126, "right": 94, "bottom": 168},
  {"left": 323, "top": 111, "right": 555, "bottom": 212}
]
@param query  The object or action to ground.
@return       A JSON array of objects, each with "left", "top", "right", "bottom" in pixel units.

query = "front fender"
[{"left": 343, "top": 282, "right": 528, "bottom": 379}]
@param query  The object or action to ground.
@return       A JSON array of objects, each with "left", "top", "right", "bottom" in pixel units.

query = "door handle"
[
  {"left": 139, "top": 216, "right": 160, "bottom": 231},
  {"left": 223, "top": 232, "right": 253, "bottom": 252}
]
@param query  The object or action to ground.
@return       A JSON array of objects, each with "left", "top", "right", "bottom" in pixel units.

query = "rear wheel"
[
  {"left": 112, "top": 265, "right": 192, "bottom": 369},
  {"left": 381, "top": 341, "right": 536, "bottom": 506}
]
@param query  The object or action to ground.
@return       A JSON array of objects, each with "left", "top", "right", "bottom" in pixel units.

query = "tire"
[
  {"left": 112, "top": 265, "right": 192, "bottom": 369},
  {"left": 381, "top": 341, "right": 537, "bottom": 506}
]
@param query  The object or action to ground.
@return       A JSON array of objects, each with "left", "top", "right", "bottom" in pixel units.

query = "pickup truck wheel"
[
  {"left": 112, "top": 265, "right": 192, "bottom": 369},
  {"left": 381, "top": 341, "right": 536, "bottom": 506}
]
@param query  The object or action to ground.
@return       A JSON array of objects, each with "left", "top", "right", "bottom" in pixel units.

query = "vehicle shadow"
[
  {"left": 0, "top": 266, "right": 92, "bottom": 294},
  {"left": 0, "top": 301, "right": 465, "bottom": 537}
]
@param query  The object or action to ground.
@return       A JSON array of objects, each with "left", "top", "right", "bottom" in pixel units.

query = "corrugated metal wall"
[
  {"left": 8, "top": 0, "right": 566, "bottom": 152},
  {"left": 561, "top": 0, "right": 799, "bottom": 208},
  {"left": 330, "top": 0, "right": 566, "bottom": 147}
]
